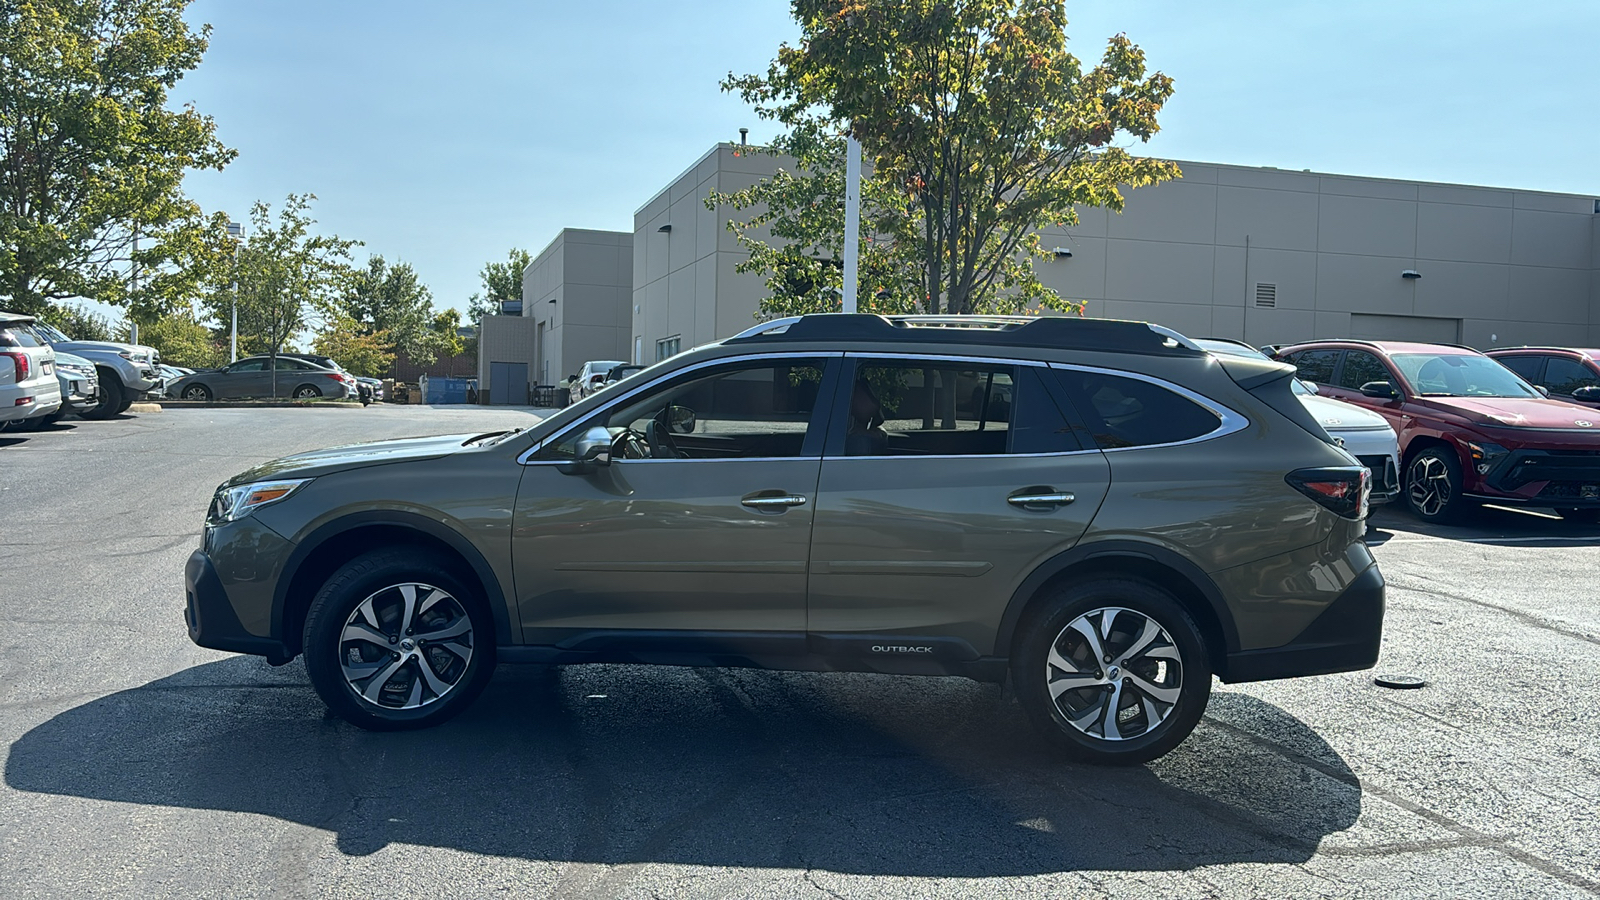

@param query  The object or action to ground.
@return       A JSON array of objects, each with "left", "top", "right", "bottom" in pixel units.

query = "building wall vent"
[{"left": 1254, "top": 283, "right": 1277, "bottom": 309}]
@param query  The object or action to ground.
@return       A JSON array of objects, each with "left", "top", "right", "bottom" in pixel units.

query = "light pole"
[
  {"left": 842, "top": 134, "right": 861, "bottom": 314},
  {"left": 225, "top": 221, "right": 243, "bottom": 362}
]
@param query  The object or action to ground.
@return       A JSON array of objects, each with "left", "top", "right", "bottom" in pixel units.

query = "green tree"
[
  {"left": 205, "top": 194, "right": 355, "bottom": 395},
  {"left": 339, "top": 254, "right": 454, "bottom": 365},
  {"left": 37, "top": 301, "right": 115, "bottom": 341},
  {"left": 0, "top": 0, "right": 234, "bottom": 317},
  {"left": 312, "top": 315, "right": 395, "bottom": 378},
  {"left": 466, "top": 247, "right": 532, "bottom": 322},
  {"left": 725, "top": 0, "right": 1177, "bottom": 316},
  {"left": 117, "top": 307, "right": 222, "bottom": 368}
]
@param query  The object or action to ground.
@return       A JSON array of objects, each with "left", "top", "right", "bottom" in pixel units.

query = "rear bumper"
[
  {"left": 184, "top": 549, "right": 293, "bottom": 664},
  {"left": 1221, "top": 563, "right": 1385, "bottom": 683}
]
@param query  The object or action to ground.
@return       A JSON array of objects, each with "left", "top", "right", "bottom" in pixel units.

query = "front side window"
[
  {"left": 1051, "top": 369, "right": 1224, "bottom": 449},
  {"left": 1335, "top": 351, "right": 1392, "bottom": 391},
  {"left": 1391, "top": 353, "right": 1540, "bottom": 398},
  {"left": 228, "top": 360, "right": 267, "bottom": 373},
  {"left": 1285, "top": 349, "right": 1340, "bottom": 385},
  {"left": 1543, "top": 357, "right": 1599, "bottom": 396},
  {"left": 537, "top": 358, "right": 829, "bottom": 461},
  {"left": 1495, "top": 354, "right": 1543, "bottom": 383}
]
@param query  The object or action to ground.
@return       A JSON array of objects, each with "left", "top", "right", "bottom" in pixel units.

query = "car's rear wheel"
[
  {"left": 303, "top": 549, "right": 495, "bottom": 730},
  {"left": 79, "top": 370, "right": 123, "bottom": 419},
  {"left": 293, "top": 384, "right": 322, "bottom": 399},
  {"left": 1557, "top": 508, "right": 1600, "bottom": 525},
  {"left": 1405, "top": 446, "right": 1469, "bottom": 524},
  {"left": 181, "top": 384, "right": 212, "bottom": 401},
  {"left": 1012, "top": 578, "right": 1211, "bottom": 765}
]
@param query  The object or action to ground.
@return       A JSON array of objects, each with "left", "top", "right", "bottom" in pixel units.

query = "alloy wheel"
[
  {"left": 1407, "top": 454, "right": 1452, "bottom": 517},
  {"left": 1045, "top": 606, "right": 1183, "bottom": 741},
  {"left": 182, "top": 385, "right": 209, "bottom": 401},
  {"left": 338, "top": 582, "right": 475, "bottom": 710}
]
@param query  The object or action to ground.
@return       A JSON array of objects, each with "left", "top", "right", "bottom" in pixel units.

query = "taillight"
[
  {"left": 1286, "top": 466, "right": 1370, "bottom": 519},
  {"left": 323, "top": 373, "right": 344, "bottom": 381},
  {"left": 1, "top": 351, "right": 28, "bottom": 381}
]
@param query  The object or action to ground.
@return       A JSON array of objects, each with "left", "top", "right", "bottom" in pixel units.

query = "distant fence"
[{"left": 389, "top": 348, "right": 476, "bottom": 383}]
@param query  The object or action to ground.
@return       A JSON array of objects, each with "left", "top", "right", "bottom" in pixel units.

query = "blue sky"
[{"left": 172, "top": 0, "right": 1600, "bottom": 319}]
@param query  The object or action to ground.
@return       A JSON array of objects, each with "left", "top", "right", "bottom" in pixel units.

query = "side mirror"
[
  {"left": 1534, "top": 384, "right": 1550, "bottom": 398},
  {"left": 1572, "top": 385, "right": 1600, "bottom": 402},
  {"left": 663, "top": 404, "right": 696, "bottom": 434},
  {"left": 1359, "top": 381, "right": 1399, "bottom": 400},
  {"left": 565, "top": 426, "right": 611, "bottom": 473},
  {"left": 1299, "top": 380, "right": 1320, "bottom": 395}
]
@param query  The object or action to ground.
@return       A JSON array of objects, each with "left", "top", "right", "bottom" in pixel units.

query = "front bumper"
[
  {"left": 184, "top": 546, "right": 293, "bottom": 664},
  {"left": 1221, "top": 563, "right": 1385, "bottom": 683},
  {"left": 1471, "top": 448, "right": 1600, "bottom": 507}
]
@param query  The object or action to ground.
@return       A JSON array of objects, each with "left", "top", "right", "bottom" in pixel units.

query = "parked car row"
[
  {"left": 0, "top": 310, "right": 164, "bottom": 429},
  {"left": 165, "top": 353, "right": 360, "bottom": 402},
  {"left": 1267, "top": 339, "right": 1600, "bottom": 524}
]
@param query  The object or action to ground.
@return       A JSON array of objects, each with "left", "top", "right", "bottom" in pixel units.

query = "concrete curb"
[
  {"left": 154, "top": 400, "right": 364, "bottom": 410},
  {"left": 127, "top": 402, "right": 163, "bottom": 413}
]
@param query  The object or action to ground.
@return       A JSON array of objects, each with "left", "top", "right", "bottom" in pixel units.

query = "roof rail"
[{"left": 724, "top": 313, "right": 1205, "bottom": 356}]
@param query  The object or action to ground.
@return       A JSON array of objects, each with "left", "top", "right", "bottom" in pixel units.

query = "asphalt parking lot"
[{"left": 2, "top": 407, "right": 1599, "bottom": 899}]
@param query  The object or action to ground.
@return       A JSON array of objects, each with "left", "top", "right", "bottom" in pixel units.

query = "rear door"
[{"left": 806, "top": 354, "right": 1110, "bottom": 660}]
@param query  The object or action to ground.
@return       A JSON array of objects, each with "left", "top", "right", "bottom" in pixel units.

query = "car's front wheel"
[
  {"left": 303, "top": 549, "right": 496, "bottom": 730},
  {"left": 181, "top": 384, "right": 212, "bottom": 401},
  {"left": 1405, "top": 446, "right": 1469, "bottom": 524},
  {"left": 1012, "top": 578, "right": 1211, "bottom": 765}
]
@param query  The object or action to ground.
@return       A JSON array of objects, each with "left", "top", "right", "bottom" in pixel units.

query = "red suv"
[
  {"left": 1484, "top": 348, "right": 1600, "bottom": 410},
  {"left": 1272, "top": 340, "right": 1600, "bottom": 524}
]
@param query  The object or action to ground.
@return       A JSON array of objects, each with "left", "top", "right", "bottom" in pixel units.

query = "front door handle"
[
  {"left": 741, "top": 493, "right": 808, "bottom": 510},
  {"left": 1007, "top": 489, "right": 1075, "bottom": 511}
]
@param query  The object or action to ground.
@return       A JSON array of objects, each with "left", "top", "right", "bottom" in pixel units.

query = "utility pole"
[
  {"left": 842, "top": 133, "right": 861, "bottom": 314},
  {"left": 225, "top": 221, "right": 243, "bottom": 361},
  {"left": 130, "top": 228, "right": 139, "bottom": 345}
]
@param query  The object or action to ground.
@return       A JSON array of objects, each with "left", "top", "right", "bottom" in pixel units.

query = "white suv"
[{"left": 0, "top": 312, "right": 62, "bottom": 430}]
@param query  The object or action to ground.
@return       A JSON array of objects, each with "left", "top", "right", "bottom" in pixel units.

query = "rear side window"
[
  {"left": 1285, "top": 349, "right": 1339, "bottom": 385},
  {"left": 1544, "top": 357, "right": 1599, "bottom": 395},
  {"left": 1051, "top": 369, "right": 1223, "bottom": 449},
  {"left": 1335, "top": 351, "right": 1390, "bottom": 390},
  {"left": 1496, "top": 355, "right": 1543, "bottom": 382},
  {"left": 0, "top": 327, "right": 41, "bottom": 348}
]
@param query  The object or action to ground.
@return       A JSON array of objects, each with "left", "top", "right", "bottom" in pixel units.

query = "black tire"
[
  {"left": 302, "top": 549, "right": 496, "bottom": 731},
  {"left": 1557, "top": 508, "right": 1600, "bottom": 525},
  {"left": 114, "top": 395, "right": 134, "bottom": 414},
  {"left": 1404, "top": 446, "right": 1470, "bottom": 524},
  {"left": 78, "top": 369, "right": 123, "bottom": 420},
  {"left": 1012, "top": 578, "right": 1211, "bottom": 765},
  {"left": 181, "top": 383, "right": 212, "bottom": 402},
  {"left": 293, "top": 384, "right": 322, "bottom": 399}
]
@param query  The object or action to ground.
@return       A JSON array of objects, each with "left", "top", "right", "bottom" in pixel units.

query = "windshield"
[
  {"left": 32, "top": 322, "right": 69, "bottom": 342},
  {"left": 1391, "top": 353, "right": 1540, "bottom": 398}
]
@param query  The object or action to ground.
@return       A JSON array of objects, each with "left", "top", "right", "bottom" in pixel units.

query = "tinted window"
[
  {"left": 228, "top": 360, "right": 267, "bottom": 373},
  {"left": 539, "top": 359, "right": 827, "bottom": 460},
  {"left": 1544, "top": 357, "right": 1599, "bottom": 395},
  {"left": 1495, "top": 355, "right": 1543, "bottom": 382},
  {"left": 1285, "top": 349, "right": 1339, "bottom": 385},
  {"left": 1052, "top": 369, "right": 1223, "bottom": 449},
  {"left": 1336, "top": 351, "right": 1390, "bottom": 391},
  {"left": 0, "top": 327, "right": 41, "bottom": 348},
  {"left": 834, "top": 361, "right": 1081, "bottom": 457}
]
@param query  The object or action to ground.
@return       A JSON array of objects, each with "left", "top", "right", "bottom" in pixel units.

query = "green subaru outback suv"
[{"left": 185, "top": 314, "right": 1383, "bottom": 764}]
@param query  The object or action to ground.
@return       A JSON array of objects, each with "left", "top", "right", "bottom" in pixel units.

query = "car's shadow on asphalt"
[
  {"left": 6, "top": 658, "right": 1361, "bottom": 877},
  {"left": 1368, "top": 504, "right": 1600, "bottom": 548}
]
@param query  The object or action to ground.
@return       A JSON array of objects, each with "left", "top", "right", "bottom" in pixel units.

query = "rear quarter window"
[{"left": 1051, "top": 369, "right": 1223, "bottom": 449}]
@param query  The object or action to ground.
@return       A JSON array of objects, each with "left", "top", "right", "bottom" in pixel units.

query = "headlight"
[
  {"left": 208, "top": 478, "right": 312, "bottom": 523},
  {"left": 1466, "top": 441, "right": 1508, "bottom": 475}
]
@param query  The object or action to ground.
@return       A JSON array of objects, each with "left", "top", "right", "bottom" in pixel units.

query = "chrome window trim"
[
  {"left": 516, "top": 351, "right": 842, "bottom": 465},
  {"left": 1047, "top": 361, "right": 1249, "bottom": 451},
  {"left": 821, "top": 449, "right": 1102, "bottom": 463}
]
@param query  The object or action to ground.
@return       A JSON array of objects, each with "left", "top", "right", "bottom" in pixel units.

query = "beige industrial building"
[{"left": 478, "top": 142, "right": 1598, "bottom": 403}]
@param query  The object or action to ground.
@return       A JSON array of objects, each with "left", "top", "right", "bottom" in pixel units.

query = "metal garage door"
[
  {"left": 1348, "top": 314, "right": 1461, "bottom": 343},
  {"left": 489, "top": 362, "right": 527, "bottom": 405}
]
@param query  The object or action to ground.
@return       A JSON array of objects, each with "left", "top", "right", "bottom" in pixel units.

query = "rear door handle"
[
  {"left": 741, "top": 493, "right": 808, "bottom": 510},
  {"left": 1007, "top": 490, "right": 1075, "bottom": 511}
]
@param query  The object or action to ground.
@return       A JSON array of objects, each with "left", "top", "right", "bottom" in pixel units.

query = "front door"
[
  {"left": 512, "top": 354, "right": 840, "bottom": 649},
  {"left": 807, "top": 355, "right": 1111, "bottom": 659}
]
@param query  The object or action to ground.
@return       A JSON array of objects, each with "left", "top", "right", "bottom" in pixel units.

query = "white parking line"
[{"left": 1374, "top": 534, "right": 1600, "bottom": 545}]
